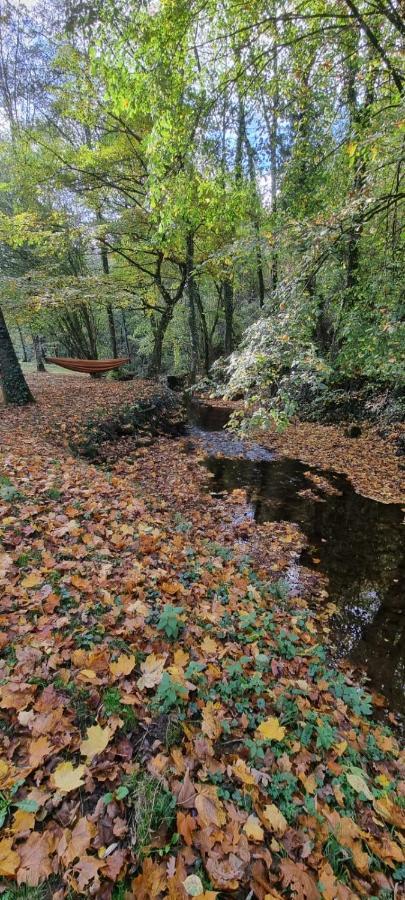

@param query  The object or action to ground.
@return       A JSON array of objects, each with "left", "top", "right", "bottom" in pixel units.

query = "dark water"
[{"left": 187, "top": 400, "right": 405, "bottom": 719}]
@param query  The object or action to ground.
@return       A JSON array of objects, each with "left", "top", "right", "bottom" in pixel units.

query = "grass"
[
  {"left": 21, "top": 362, "right": 86, "bottom": 377},
  {"left": 124, "top": 772, "right": 177, "bottom": 861}
]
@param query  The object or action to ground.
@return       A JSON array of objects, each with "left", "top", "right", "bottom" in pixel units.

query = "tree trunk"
[
  {"left": 195, "top": 287, "right": 210, "bottom": 376},
  {"left": 270, "top": 47, "right": 278, "bottom": 291},
  {"left": 186, "top": 232, "right": 199, "bottom": 381},
  {"left": 223, "top": 279, "right": 234, "bottom": 355},
  {"left": 17, "top": 325, "right": 28, "bottom": 362},
  {"left": 99, "top": 232, "right": 118, "bottom": 359},
  {"left": 0, "top": 306, "right": 34, "bottom": 405},
  {"left": 33, "top": 334, "right": 46, "bottom": 372},
  {"left": 149, "top": 307, "right": 173, "bottom": 377}
]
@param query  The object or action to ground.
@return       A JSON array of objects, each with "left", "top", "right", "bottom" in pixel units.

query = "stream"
[{"left": 187, "top": 399, "right": 405, "bottom": 722}]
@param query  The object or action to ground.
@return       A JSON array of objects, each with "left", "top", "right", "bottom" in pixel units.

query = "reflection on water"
[{"left": 187, "top": 402, "right": 405, "bottom": 719}]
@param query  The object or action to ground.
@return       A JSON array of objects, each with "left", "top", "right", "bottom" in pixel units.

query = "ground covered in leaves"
[{"left": 0, "top": 376, "right": 404, "bottom": 899}]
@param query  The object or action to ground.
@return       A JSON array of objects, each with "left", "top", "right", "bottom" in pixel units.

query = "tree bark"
[
  {"left": 98, "top": 223, "right": 118, "bottom": 358},
  {"left": 17, "top": 325, "right": 28, "bottom": 362},
  {"left": 0, "top": 306, "right": 34, "bottom": 405},
  {"left": 33, "top": 333, "right": 46, "bottom": 372},
  {"left": 186, "top": 232, "right": 199, "bottom": 380},
  {"left": 223, "top": 279, "right": 234, "bottom": 355}
]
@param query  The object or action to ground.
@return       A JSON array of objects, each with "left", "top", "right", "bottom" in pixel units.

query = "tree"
[{"left": 0, "top": 305, "right": 33, "bottom": 404}]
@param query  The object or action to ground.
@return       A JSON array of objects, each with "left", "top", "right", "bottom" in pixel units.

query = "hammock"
[{"left": 44, "top": 356, "right": 130, "bottom": 374}]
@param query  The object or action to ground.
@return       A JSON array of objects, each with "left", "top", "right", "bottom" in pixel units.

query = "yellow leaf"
[
  {"left": 201, "top": 701, "right": 222, "bottom": 740},
  {"left": 347, "top": 141, "right": 357, "bottom": 157},
  {"left": 262, "top": 803, "right": 288, "bottom": 835},
  {"left": 80, "top": 724, "right": 111, "bottom": 761},
  {"left": 110, "top": 654, "right": 135, "bottom": 678},
  {"left": 52, "top": 761, "right": 86, "bottom": 793},
  {"left": 11, "top": 808, "right": 35, "bottom": 833},
  {"left": 201, "top": 636, "right": 218, "bottom": 655},
  {"left": 137, "top": 653, "right": 167, "bottom": 690},
  {"left": 0, "top": 837, "right": 20, "bottom": 877},
  {"left": 173, "top": 648, "right": 189, "bottom": 668},
  {"left": 256, "top": 717, "right": 286, "bottom": 742},
  {"left": 346, "top": 771, "right": 373, "bottom": 800},
  {"left": 243, "top": 814, "right": 264, "bottom": 841},
  {"left": 232, "top": 758, "right": 256, "bottom": 786},
  {"left": 21, "top": 573, "right": 42, "bottom": 589}
]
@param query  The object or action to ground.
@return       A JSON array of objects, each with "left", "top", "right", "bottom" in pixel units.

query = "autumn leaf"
[
  {"left": 195, "top": 784, "right": 226, "bottom": 828},
  {"left": 256, "top": 716, "right": 286, "bottom": 742},
  {"left": 137, "top": 652, "right": 167, "bottom": 690},
  {"left": 280, "top": 859, "right": 320, "bottom": 900},
  {"left": 345, "top": 770, "right": 373, "bottom": 800},
  {"left": 28, "top": 735, "right": 52, "bottom": 768},
  {"left": 21, "top": 573, "right": 42, "bottom": 589},
  {"left": 110, "top": 653, "right": 136, "bottom": 677},
  {"left": 243, "top": 814, "right": 264, "bottom": 841},
  {"left": 80, "top": 724, "right": 111, "bottom": 761},
  {"left": 52, "top": 761, "right": 86, "bottom": 793},
  {"left": 200, "top": 636, "right": 218, "bottom": 655},
  {"left": 201, "top": 701, "right": 222, "bottom": 739},
  {"left": 16, "top": 831, "right": 53, "bottom": 886},
  {"left": 262, "top": 803, "right": 288, "bottom": 835},
  {"left": 183, "top": 873, "right": 205, "bottom": 896},
  {"left": 0, "top": 838, "right": 20, "bottom": 877}
]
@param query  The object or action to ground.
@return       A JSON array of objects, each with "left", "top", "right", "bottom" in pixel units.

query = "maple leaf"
[
  {"left": 80, "top": 724, "right": 111, "bottom": 761},
  {"left": 195, "top": 784, "right": 226, "bottom": 828},
  {"left": 137, "top": 652, "right": 167, "bottom": 690},
  {"left": 243, "top": 814, "right": 264, "bottom": 841},
  {"left": 373, "top": 796, "right": 405, "bottom": 829},
  {"left": 206, "top": 852, "right": 246, "bottom": 890},
  {"left": 256, "top": 716, "right": 286, "bottom": 742},
  {"left": 16, "top": 831, "right": 53, "bottom": 886},
  {"left": 28, "top": 735, "right": 52, "bottom": 768},
  {"left": 176, "top": 811, "right": 197, "bottom": 846},
  {"left": 52, "top": 761, "right": 86, "bottom": 793},
  {"left": 110, "top": 653, "right": 136, "bottom": 677},
  {"left": 201, "top": 701, "right": 222, "bottom": 739},
  {"left": 0, "top": 837, "right": 20, "bottom": 877},
  {"left": 280, "top": 859, "right": 320, "bottom": 900},
  {"left": 21, "top": 572, "right": 42, "bottom": 589},
  {"left": 262, "top": 803, "right": 288, "bottom": 835}
]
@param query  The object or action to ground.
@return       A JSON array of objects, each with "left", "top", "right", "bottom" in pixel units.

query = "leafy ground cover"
[{"left": 0, "top": 376, "right": 404, "bottom": 899}]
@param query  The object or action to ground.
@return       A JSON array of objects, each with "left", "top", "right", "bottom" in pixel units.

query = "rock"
[{"left": 344, "top": 424, "right": 362, "bottom": 438}]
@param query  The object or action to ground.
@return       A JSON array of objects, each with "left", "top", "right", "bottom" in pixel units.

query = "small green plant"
[
  {"left": 156, "top": 605, "right": 184, "bottom": 640},
  {"left": 153, "top": 673, "right": 187, "bottom": 713},
  {"left": 102, "top": 687, "right": 137, "bottom": 732}
]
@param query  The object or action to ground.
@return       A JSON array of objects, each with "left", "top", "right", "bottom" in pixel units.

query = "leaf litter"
[{"left": 0, "top": 375, "right": 403, "bottom": 898}]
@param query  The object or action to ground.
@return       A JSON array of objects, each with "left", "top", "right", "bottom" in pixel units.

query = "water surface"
[{"left": 187, "top": 400, "right": 405, "bottom": 719}]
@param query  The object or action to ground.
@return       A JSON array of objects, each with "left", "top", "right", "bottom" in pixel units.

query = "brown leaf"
[
  {"left": 280, "top": 859, "right": 320, "bottom": 900},
  {"left": 17, "top": 831, "right": 53, "bottom": 886},
  {"left": 174, "top": 769, "right": 197, "bottom": 808}
]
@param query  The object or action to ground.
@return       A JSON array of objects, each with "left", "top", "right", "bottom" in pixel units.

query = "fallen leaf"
[
  {"left": 52, "top": 761, "right": 86, "bottom": 793},
  {"left": 256, "top": 716, "right": 286, "bottom": 742},
  {"left": 243, "top": 814, "right": 264, "bottom": 841},
  {"left": 110, "top": 654, "right": 136, "bottom": 677},
  {"left": 80, "top": 724, "right": 111, "bottom": 761},
  {"left": 0, "top": 837, "right": 20, "bottom": 877},
  {"left": 137, "top": 653, "right": 167, "bottom": 690},
  {"left": 262, "top": 803, "right": 288, "bottom": 835}
]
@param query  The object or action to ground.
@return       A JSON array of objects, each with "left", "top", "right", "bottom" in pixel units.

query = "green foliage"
[
  {"left": 156, "top": 605, "right": 184, "bottom": 640},
  {"left": 153, "top": 673, "right": 188, "bottom": 713}
]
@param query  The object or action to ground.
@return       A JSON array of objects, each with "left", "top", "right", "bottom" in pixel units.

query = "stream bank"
[{"left": 186, "top": 398, "right": 405, "bottom": 724}]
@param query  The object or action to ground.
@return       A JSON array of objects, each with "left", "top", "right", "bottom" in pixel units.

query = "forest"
[{"left": 0, "top": 0, "right": 404, "bottom": 898}]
